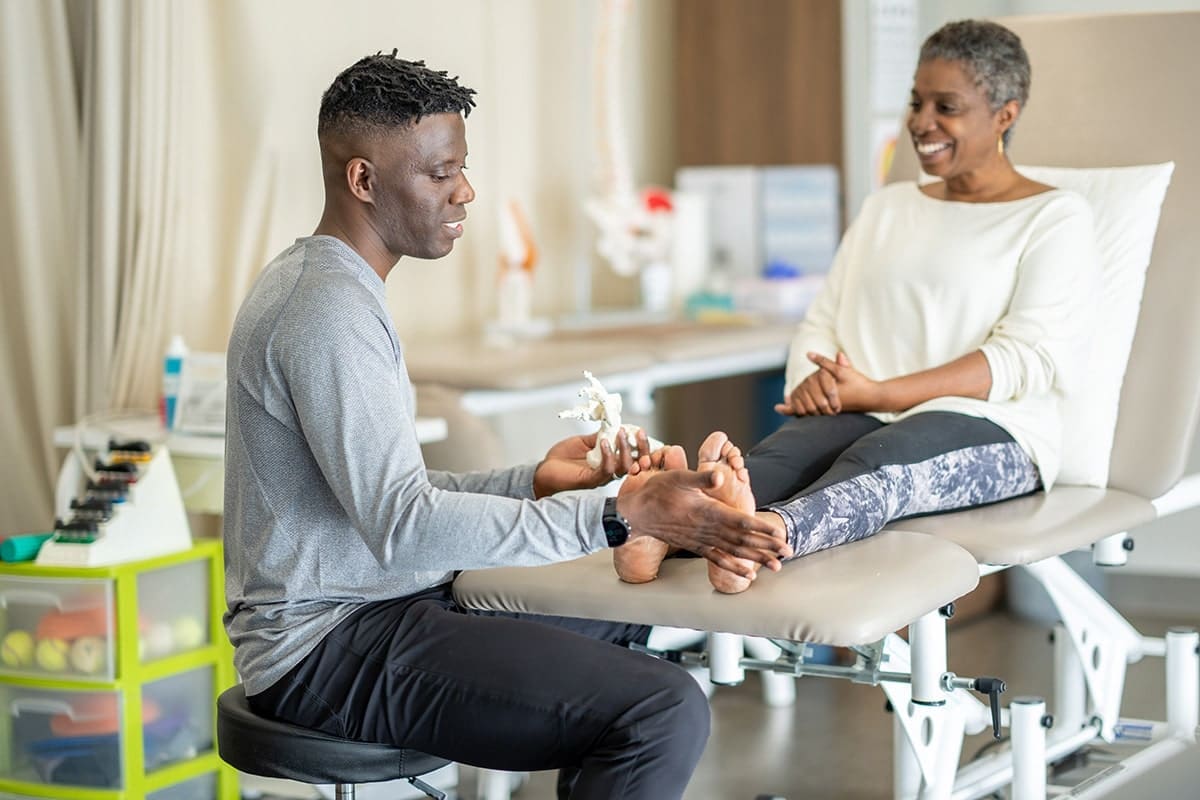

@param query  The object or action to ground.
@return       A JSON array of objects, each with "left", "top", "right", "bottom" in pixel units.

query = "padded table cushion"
[
  {"left": 886, "top": 486, "right": 1156, "bottom": 566},
  {"left": 453, "top": 531, "right": 979, "bottom": 646},
  {"left": 216, "top": 685, "right": 449, "bottom": 784}
]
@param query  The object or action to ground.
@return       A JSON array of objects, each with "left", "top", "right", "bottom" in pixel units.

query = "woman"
[{"left": 616, "top": 19, "right": 1099, "bottom": 593}]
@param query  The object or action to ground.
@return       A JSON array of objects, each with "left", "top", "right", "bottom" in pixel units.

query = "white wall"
[{"left": 201, "top": 0, "right": 674, "bottom": 348}]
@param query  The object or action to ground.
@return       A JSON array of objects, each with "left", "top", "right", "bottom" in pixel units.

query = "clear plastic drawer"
[
  {"left": 137, "top": 559, "right": 211, "bottom": 663},
  {"left": 0, "top": 575, "right": 115, "bottom": 681},
  {"left": 1, "top": 666, "right": 215, "bottom": 788},
  {"left": 2, "top": 684, "right": 125, "bottom": 788},
  {"left": 143, "top": 666, "right": 216, "bottom": 773}
]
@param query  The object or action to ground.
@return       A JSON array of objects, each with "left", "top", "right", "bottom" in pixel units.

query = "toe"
[
  {"left": 660, "top": 444, "right": 688, "bottom": 471},
  {"left": 698, "top": 431, "right": 730, "bottom": 465}
]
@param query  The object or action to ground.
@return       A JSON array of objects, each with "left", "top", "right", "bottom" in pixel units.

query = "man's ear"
[{"left": 346, "top": 157, "right": 375, "bottom": 204}]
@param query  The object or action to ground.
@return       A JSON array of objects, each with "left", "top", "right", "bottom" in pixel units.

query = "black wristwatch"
[{"left": 601, "top": 496, "right": 631, "bottom": 547}]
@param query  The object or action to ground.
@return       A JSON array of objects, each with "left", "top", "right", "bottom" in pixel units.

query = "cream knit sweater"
[{"left": 785, "top": 182, "right": 1099, "bottom": 489}]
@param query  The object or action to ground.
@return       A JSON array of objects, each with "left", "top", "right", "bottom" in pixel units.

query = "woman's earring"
[{"left": 998, "top": 136, "right": 1005, "bottom": 156}]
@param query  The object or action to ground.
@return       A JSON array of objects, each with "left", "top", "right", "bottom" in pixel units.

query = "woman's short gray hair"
[{"left": 919, "top": 19, "right": 1030, "bottom": 146}]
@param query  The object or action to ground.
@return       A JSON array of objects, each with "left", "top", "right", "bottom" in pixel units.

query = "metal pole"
[
  {"left": 1092, "top": 532, "right": 1129, "bottom": 566},
  {"left": 910, "top": 611, "right": 947, "bottom": 705},
  {"left": 744, "top": 637, "right": 796, "bottom": 707},
  {"left": 1010, "top": 697, "right": 1047, "bottom": 800},
  {"left": 708, "top": 632, "right": 744, "bottom": 685},
  {"left": 893, "top": 711, "right": 922, "bottom": 799},
  {"left": 1053, "top": 624, "right": 1086, "bottom": 733},
  {"left": 1165, "top": 627, "right": 1199, "bottom": 737}
]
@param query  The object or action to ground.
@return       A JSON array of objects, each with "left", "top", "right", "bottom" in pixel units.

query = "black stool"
[{"left": 217, "top": 684, "right": 451, "bottom": 800}]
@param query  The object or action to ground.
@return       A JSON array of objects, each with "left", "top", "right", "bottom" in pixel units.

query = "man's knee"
[
  {"left": 644, "top": 663, "right": 712, "bottom": 749},
  {"left": 675, "top": 668, "right": 712, "bottom": 732}
]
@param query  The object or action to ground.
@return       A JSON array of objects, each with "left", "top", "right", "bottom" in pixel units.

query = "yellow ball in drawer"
[
  {"left": 35, "top": 637, "right": 70, "bottom": 672},
  {"left": 1, "top": 629, "right": 34, "bottom": 668}
]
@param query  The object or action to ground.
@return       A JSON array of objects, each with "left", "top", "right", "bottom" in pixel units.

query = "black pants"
[
  {"left": 248, "top": 585, "right": 709, "bottom": 800},
  {"left": 746, "top": 411, "right": 1042, "bottom": 558}
]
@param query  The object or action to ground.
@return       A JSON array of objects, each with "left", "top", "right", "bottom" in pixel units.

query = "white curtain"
[
  {"left": 72, "top": 0, "right": 289, "bottom": 415},
  {"left": 84, "top": 0, "right": 208, "bottom": 410},
  {"left": 0, "top": 1, "right": 81, "bottom": 534},
  {"left": 0, "top": 0, "right": 239, "bottom": 534}
]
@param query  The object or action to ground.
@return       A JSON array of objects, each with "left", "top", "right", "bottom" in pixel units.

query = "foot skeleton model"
[{"left": 558, "top": 371, "right": 664, "bottom": 469}]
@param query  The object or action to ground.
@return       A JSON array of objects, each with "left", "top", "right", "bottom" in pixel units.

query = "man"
[{"left": 223, "top": 52, "right": 791, "bottom": 799}]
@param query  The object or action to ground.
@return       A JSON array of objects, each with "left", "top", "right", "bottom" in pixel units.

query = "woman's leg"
[
  {"left": 765, "top": 412, "right": 1041, "bottom": 559},
  {"left": 695, "top": 416, "right": 882, "bottom": 592},
  {"left": 614, "top": 415, "right": 882, "bottom": 587},
  {"left": 743, "top": 413, "right": 884, "bottom": 504}
]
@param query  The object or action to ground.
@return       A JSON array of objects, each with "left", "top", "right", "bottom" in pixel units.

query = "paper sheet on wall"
[{"left": 869, "top": 0, "right": 918, "bottom": 115}]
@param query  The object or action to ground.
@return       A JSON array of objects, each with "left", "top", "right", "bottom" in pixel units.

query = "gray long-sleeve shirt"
[{"left": 223, "top": 236, "right": 608, "bottom": 694}]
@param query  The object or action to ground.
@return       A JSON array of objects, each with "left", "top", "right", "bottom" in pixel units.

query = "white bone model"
[{"left": 558, "top": 371, "right": 665, "bottom": 470}]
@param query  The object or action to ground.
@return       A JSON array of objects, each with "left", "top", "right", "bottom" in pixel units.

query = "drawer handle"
[
  {"left": 10, "top": 698, "right": 81, "bottom": 718},
  {"left": 0, "top": 588, "right": 105, "bottom": 612},
  {"left": 0, "top": 589, "right": 64, "bottom": 609}
]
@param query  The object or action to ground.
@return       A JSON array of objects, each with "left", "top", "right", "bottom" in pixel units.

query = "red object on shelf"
[
  {"left": 36, "top": 606, "right": 112, "bottom": 641},
  {"left": 50, "top": 696, "right": 162, "bottom": 737},
  {"left": 642, "top": 187, "right": 674, "bottom": 213}
]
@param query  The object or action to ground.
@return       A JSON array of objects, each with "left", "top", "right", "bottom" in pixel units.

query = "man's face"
[{"left": 372, "top": 112, "right": 474, "bottom": 260}]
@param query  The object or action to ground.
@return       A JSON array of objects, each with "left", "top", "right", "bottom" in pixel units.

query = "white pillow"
[{"left": 1016, "top": 163, "right": 1174, "bottom": 487}]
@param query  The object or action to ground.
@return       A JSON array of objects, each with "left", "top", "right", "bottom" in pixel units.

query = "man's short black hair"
[{"left": 318, "top": 50, "right": 476, "bottom": 138}]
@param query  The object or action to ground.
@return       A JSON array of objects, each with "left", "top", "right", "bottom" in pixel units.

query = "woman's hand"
[
  {"left": 774, "top": 351, "right": 844, "bottom": 416},
  {"left": 780, "top": 349, "right": 992, "bottom": 418},
  {"left": 807, "top": 351, "right": 888, "bottom": 413}
]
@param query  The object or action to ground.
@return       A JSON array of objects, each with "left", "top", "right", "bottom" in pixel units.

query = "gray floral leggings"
[{"left": 746, "top": 411, "right": 1042, "bottom": 560}]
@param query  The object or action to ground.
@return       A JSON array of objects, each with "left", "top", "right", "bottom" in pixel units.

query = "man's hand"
[
  {"left": 616, "top": 469, "right": 793, "bottom": 577},
  {"left": 533, "top": 429, "right": 651, "bottom": 498},
  {"left": 806, "top": 351, "right": 887, "bottom": 413}
]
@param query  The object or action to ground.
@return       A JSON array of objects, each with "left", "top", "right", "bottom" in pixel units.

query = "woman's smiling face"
[{"left": 907, "top": 58, "right": 1012, "bottom": 183}]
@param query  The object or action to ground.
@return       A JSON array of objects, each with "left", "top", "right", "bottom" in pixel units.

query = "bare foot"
[
  {"left": 696, "top": 431, "right": 771, "bottom": 594},
  {"left": 696, "top": 431, "right": 755, "bottom": 514},
  {"left": 612, "top": 445, "right": 687, "bottom": 583}
]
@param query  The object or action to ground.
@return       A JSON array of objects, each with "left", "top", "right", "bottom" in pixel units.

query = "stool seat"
[{"left": 216, "top": 684, "right": 450, "bottom": 785}]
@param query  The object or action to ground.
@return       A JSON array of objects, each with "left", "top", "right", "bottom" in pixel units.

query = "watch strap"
[{"left": 601, "top": 496, "right": 630, "bottom": 547}]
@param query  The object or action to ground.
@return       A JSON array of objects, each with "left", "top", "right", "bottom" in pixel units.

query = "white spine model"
[
  {"left": 559, "top": 371, "right": 665, "bottom": 469},
  {"left": 584, "top": 0, "right": 675, "bottom": 288}
]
